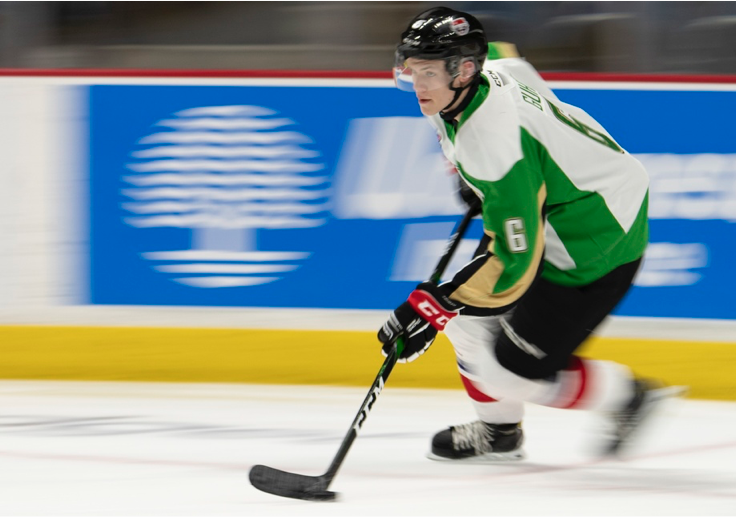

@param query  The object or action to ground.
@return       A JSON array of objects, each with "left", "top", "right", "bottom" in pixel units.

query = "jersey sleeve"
[{"left": 442, "top": 144, "right": 547, "bottom": 315}]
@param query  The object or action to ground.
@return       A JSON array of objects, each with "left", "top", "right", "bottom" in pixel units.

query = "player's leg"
[
  {"left": 486, "top": 260, "right": 645, "bottom": 412},
  {"left": 429, "top": 315, "right": 525, "bottom": 461},
  {"left": 427, "top": 259, "right": 642, "bottom": 461},
  {"left": 475, "top": 258, "right": 680, "bottom": 453}
]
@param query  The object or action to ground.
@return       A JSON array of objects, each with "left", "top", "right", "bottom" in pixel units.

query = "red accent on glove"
[{"left": 407, "top": 288, "right": 458, "bottom": 331}]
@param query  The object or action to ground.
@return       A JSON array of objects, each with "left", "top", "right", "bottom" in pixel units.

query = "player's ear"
[{"left": 458, "top": 59, "right": 477, "bottom": 85}]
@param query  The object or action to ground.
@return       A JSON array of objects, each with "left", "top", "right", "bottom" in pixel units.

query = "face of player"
[{"left": 403, "top": 58, "right": 457, "bottom": 116}]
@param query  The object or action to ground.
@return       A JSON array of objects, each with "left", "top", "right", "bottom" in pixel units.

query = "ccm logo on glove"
[
  {"left": 408, "top": 290, "right": 457, "bottom": 330},
  {"left": 377, "top": 282, "right": 463, "bottom": 363}
]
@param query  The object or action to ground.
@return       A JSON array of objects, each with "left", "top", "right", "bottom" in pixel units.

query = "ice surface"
[{"left": 0, "top": 381, "right": 734, "bottom": 516}]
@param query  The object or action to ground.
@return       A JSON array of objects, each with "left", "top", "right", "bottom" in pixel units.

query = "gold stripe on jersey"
[{"left": 452, "top": 185, "right": 546, "bottom": 310}]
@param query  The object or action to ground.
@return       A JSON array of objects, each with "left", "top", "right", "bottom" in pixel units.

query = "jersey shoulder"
[{"left": 456, "top": 72, "right": 525, "bottom": 182}]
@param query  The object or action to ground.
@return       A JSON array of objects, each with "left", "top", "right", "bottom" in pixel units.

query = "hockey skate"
[
  {"left": 428, "top": 421, "right": 525, "bottom": 462},
  {"left": 603, "top": 379, "right": 687, "bottom": 456}
]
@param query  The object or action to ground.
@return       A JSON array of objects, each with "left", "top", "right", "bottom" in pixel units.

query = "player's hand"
[
  {"left": 456, "top": 174, "right": 482, "bottom": 217},
  {"left": 377, "top": 282, "right": 462, "bottom": 363}
]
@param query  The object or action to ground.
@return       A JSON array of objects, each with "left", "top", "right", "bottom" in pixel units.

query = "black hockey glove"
[
  {"left": 456, "top": 174, "right": 483, "bottom": 218},
  {"left": 377, "top": 282, "right": 463, "bottom": 363}
]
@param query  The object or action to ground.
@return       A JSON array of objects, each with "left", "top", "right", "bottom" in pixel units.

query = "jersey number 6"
[{"left": 505, "top": 218, "right": 528, "bottom": 253}]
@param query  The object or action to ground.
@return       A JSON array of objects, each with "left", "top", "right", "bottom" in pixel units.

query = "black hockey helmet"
[{"left": 394, "top": 7, "right": 488, "bottom": 92}]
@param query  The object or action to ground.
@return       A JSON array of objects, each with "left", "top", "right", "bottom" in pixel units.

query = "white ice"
[{"left": 1, "top": 380, "right": 735, "bottom": 516}]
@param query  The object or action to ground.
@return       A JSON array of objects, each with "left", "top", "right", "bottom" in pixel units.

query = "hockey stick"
[{"left": 249, "top": 207, "right": 476, "bottom": 502}]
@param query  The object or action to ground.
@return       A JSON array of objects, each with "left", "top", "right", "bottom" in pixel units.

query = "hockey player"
[{"left": 379, "top": 6, "right": 678, "bottom": 461}]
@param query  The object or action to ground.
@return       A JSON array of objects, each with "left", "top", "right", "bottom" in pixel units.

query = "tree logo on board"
[{"left": 121, "top": 105, "right": 328, "bottom": 288}]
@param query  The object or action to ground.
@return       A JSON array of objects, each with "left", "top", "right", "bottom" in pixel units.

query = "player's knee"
[{"left": 493, "top": 331, "right": 558, "bottom": 380}]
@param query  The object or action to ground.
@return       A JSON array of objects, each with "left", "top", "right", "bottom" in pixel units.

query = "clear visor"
[{"left": 392, "top": 58, "right": 455, "bottom": 93}]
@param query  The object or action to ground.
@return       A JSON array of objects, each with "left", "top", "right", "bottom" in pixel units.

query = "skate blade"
[
  {"left": 653, "top": 385, "right": 688, "bottom": 400},
  {"left": 426, "top": 449, "right": 526, "bottom": 463},
  {"left": 604, "top": 384, "right": 688, "bottom": 457}
]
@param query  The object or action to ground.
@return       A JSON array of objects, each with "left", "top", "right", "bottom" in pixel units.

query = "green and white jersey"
[{"left": 428, "top": 59, "right": 648, "bottom": 311}]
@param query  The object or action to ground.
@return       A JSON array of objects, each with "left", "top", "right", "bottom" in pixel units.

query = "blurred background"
[
  {"left": 0, "top": 2, "right": 734, "bottom": 393},
  {"left": 1, "top": 0, "right": 735, "bottom": 74}
]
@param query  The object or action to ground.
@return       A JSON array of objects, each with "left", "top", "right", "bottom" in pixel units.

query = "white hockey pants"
[{"left": 444, "top": 314, "right": 636, "bottom": 425}]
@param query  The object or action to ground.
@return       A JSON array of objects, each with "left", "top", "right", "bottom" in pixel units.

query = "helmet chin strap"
[{"left": 440, "top": 74, "right": 481, "bottom": 123}]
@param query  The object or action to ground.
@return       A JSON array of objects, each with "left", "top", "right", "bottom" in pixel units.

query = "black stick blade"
[{"left": 249, "top": 465, "right": 337, "bottom": 502}]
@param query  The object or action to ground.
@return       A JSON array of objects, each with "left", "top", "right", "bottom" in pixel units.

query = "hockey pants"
[{"left": 444, "top": 259, "right": 642, "bottom": 424}]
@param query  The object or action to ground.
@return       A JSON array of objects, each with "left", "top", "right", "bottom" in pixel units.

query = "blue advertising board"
[{"left": 88, "top": 80, "right": 736, "bottom": 319}]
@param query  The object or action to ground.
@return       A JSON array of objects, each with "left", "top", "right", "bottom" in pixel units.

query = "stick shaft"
[
  {"left": 429, "top": 208, "right": 476, "bottom": 285},
  {"left": 323, "top": 343, "right": 399, "bottom": 479},
  {"left": 321, "top": 208, "right": 476, "bottom": 485}
]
